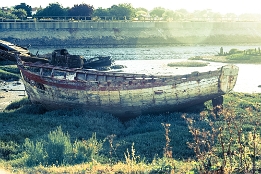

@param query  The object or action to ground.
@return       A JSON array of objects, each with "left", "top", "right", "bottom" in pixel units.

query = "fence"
[{"left": 0, "top": 16, "right": 260, "bottom": 23}]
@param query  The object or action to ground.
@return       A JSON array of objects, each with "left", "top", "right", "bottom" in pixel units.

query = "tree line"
[{"left": 1, "top": 2, "right": 261, "bottom": 22}]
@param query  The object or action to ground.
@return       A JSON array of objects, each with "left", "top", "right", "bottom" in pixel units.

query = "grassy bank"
[
  {"left": 0, "top": 60, "right": 20, "bottom": 81},
  {"left": 0, "top": 92, "right": 261, "bottom": 173},
  {"left": 189, "top": 47, "right": 261, "bottom": 64}
]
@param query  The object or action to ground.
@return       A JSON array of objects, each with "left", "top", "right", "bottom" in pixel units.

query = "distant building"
[
  {"left": 31, "top": 7, "right": 38, "bottom": 15},
  {"left": 1, "top": 7, "right": 9, "bottom": 11}
]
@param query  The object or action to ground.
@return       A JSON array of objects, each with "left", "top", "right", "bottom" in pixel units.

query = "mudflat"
[{"left": 0, "top": 80, "right": 26, "bottom": 112}]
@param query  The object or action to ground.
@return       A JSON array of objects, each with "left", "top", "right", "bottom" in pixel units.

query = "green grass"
[
  {"left": 0, "top": 65, "right": 20, "bottom": 81},
  {"left": 0, "top": 101, "right": 197, "bottom": 173},
  {"left": 167, "top": 61, "right": 209, "bottom": 67},
  {"left": 225, "top": 54, "right": 261, "bottom": 63},
  {"left": 0, "top": 92, "right": 261, "bottom": 173},
  {"left": 1, "top": 58, "right": 261, "bottom": 172},
  {"left": 0, "top": 102, "right": 195, "bottom": 161},
  {"left": 189, "top": 47, "right": 261, "bottom": 64}
]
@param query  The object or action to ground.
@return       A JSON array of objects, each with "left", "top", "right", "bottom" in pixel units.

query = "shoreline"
[{"left": 0, "top": 80, "right": 26, "bottom": 112}]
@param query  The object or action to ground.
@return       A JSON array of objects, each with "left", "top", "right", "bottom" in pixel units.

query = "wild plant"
[
  {"left": 149, "top": 123, "right": 175, "bottom": 173},
  {"left": 124, "top": 142, "right": 140, "bottom": 171},
  {"left": 161, "top": 123, "right": 172, "bottom": 158},
  {"left": 106, "top": 134, "right": 117, "bottom": 168},
  {"left": 22, "top": 126, "right": 104, "bottom": 167},
  {"left": 0, "top": 140, "right": 19, "bottom": 160},
  {"left": 23, "top": 138, "right": 46, "bottom": 167},
  {"left": 182, "top": 111, "right": 219, "bottom": 173},
  {"left": 184, "top": 100, "right": 261, "bottom": 173},
  {"left": 72, "top": 132, "right": 103, "bottom": 164},
  {"left": 45, "top": 126, "right": 73, "bottom": 165}
]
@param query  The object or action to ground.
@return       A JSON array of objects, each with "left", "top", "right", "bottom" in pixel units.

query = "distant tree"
[
  {"left": 135, "top": 7, "right": 148, "bottom": 13},
  {"left": 175, "top": 9, "right": 189, "bottom": 19},
  {"left": 135, "top": 10, "right": 148, "bottom": 20},
  {"left": 108, "top": 3, "right": 135, "bottom": 20},
  {"left": 239, "top": 13, "right": 259, "bottom": 21},
  {"left": 191, "top": 9, "right": 212, "bottom": 20},
  {"left": 222, "top": 13, "right": 237, "bottom": 21},
  {"left": 162, "top": 10, "right": 184, "bottom": 21},
  {"left": 35, "top": 3, "right": 67, "bottom": 18},
  {"left": 14, "top": 3, "right": 32, "bottom": 17},
  {"left": 12, "top": 9, "right": 27, "bottom": 19},
  {"left": 93, "top": 7, "right": 110, "bottom": 20},
  {"left": 134, "top": 7, "right": 148, "bottom": 19},
  {"left": 0, "top": 9, "right": 17, "bottom": 19},
  {"left": 175, "top": 9, "right": 189, "bottom": 15},
  {"left": 68, "top": 3, "right": 94, "bottom": 19},
  {"left": 150, "top": 7, "right": 165, "bottom": 18},
  {"left": 211, "top": 12, "right": 223, "bottom": 21}
]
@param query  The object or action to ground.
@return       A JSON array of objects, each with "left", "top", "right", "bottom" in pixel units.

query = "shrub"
[
  {"left": 184, "top": 100, "right": 261, "bottom": 173},
  {"left": 150, "top": 157, "right": 174, "bottom": 173},
  {"left": 24, "top": 138, "right": 46, "bottom": 167},
  {"left": 72, "top": 133, "right": 103, "bottom": 164},
  {"left": 228, "top": 48, "right": 240, "bottom": 54},
  {"left": 20, "top": 127, "right": 104, "bottom": 167},
  {"left": 0, "top": 140, "right": 19, "bottom": 160},
  {"left": 45, "top": 126, "right": 73, "bottom": 165}
]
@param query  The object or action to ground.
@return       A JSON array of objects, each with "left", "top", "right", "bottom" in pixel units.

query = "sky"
[{"left": 2, "top": 0, "right": 261, "bottom": 15}]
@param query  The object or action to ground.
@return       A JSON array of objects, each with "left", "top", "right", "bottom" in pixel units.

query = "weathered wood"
[
  {"left": 0, "top": 39, "right": 239, "bottom": 117},
  {"left": 17, "top": 58, "right": 239, "bottom": 117}
]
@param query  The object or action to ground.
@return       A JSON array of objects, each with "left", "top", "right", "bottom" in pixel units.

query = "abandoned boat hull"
[
  {"left": 17, "top": 59, "right": 239, "bottom": 117},
  {"left": 0, "top": 40, "right": 30, "bottom": 61},
  {"left": 0, "top": 40, "right": 113, "bottom": 69}
]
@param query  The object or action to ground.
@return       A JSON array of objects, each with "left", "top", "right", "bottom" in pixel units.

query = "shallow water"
[
  {"left": 30, "top": 45, "right": 261, "bottom": 60},
  {"left": 29, "top": 45, "right": 261, "bottom": 94}
]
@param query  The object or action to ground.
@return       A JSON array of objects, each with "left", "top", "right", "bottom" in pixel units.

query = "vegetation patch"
[
  {"left": 0, "top": 65, "right": 20, "bottom": 81},
  {"left": 0, "top": 92, "right": 261, "bottom": 173},
  {"left": 167, "top": 61, "right": 209, "bottom": 67},
  {"left": 189, "top": 47, "right": 261, "bottom": 64}
]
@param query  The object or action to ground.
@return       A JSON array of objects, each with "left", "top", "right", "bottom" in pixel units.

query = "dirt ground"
[{"left": 0, "top": 80, "right": 27, "bottom": 112}]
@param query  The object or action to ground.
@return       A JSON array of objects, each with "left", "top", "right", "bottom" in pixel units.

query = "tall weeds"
[
  {"left": 183, "top": 100, "right": 261, "bottom": 173},
  {"left": 162, "top": 123, "right": 172, "bottom": 158}
]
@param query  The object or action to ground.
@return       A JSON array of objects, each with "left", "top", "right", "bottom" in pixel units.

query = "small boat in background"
[
  {"left": 83, "top": 56, "right": 114, "bottom": 69},
  {"left": 0, "top": 40, "right": 114, "bottom": 69}
]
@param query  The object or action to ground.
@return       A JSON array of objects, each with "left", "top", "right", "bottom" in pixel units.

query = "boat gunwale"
[{"left": 21, "top": 61, "right": 222, "bottom": 81}]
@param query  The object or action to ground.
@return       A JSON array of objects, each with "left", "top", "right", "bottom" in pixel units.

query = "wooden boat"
[
  {"left": 0, "top": 40, "right": 49, "bottom": 63},
  {"left": 83, "top": 56, "right": 114, "bottom": 69},
  {"left": 0, "top": 39, "right": 239, "bottom": 117},
  {"left": 0, "top": 40, "right": 113, "bottom": 69},
  {"left": 16, "top": 54, "right": 239, "bottom": 118},
  {"left": 0, "top": 40, "right": 30, "bottom": 60}
]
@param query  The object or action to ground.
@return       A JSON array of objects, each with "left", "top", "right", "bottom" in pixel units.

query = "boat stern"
[{"left": 219, "top": 64, "right": 239, "bottom": 93}]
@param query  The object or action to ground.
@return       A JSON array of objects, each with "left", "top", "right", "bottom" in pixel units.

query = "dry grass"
[{"left": 0, "top": 159, "right": 196, "bottom": 173}]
